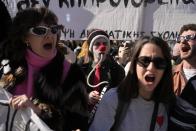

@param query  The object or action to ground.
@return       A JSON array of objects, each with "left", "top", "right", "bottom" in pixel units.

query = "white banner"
[
  {"left": 3, "top": 0, "right": 196, "bottom": 40},
  {"left": 0, "top": 88, "right": 53, "bottom": 131}
]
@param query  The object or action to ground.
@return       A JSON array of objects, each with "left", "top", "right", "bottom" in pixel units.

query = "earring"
[{"left": 25, "top": 41, "right": 30, "bottom": 47}]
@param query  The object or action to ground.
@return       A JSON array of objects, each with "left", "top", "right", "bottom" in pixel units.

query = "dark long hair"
[
  {"left": 0, "top": 7, "right": 64, "bottom": 89},
  {"left": 4, "top": 7, "right": 58, "bottom": 64},
  {"left": 117, "top": 36, "right": 175, "bottom": 106},
  {"left": 0, "top": 0, "right": 12, "bottom": 43}
]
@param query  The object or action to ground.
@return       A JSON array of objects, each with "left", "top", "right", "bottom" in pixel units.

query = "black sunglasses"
[
  {"left": 29, "top": 25, "right": 63, "bottom": 36},
  {"left": 137, "top": 56, "right": 167, "bottom": 70},
  {"left": 176, "top": 34, "right": 196, "bottom": 43}
]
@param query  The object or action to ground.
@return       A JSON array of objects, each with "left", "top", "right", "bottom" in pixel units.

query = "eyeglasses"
[
  {"left": 137, "top": 56, "right": 167, "bottom": 70},
  {"left": 176, "top": 34, "right": 196, "bottom": 43},
  {"left": 29, "top": 25, "right": 63, "bottom": 36}
]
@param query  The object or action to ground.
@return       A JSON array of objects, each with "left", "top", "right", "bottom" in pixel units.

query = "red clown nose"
[{"left": 97, "top": 42, "right": 106, "bottom": 52}]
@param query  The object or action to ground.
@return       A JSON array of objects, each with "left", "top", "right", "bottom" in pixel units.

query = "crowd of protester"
[{"left": 0, "top": 1, "right": 195, "bottom": 131}]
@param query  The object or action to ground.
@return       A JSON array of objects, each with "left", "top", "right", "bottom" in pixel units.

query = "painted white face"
[
  {"left": 136, "top": 43, "right": 166, "bottom": 99},
  {"left": 25, "top": 23, "right": 59, "bottom": 59},
  {"left": 178, "top": 30, "right": 196, "bottom": 60},
  {"left": 92, "top": 37, "right": 110, "bottom": 62}
]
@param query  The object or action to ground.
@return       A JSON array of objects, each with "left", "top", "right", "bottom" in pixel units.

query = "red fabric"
[
  {"left": 93, "top": 65, "right": 101, "bottom": 91},
  {"left": 156, "top": 116, "right": 164, "bottom": 127}
]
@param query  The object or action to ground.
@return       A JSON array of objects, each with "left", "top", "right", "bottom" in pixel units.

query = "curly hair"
[{"left": 0, "top": 7, "right": 63, "bottom": 90}]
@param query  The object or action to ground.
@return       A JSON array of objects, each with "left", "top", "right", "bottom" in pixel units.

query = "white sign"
[
  {"left": 3, "top": 0, "right": 196, "bottom": 40},
  {"left": 0, "top": 88, "right": 53, "bottom": 131}
]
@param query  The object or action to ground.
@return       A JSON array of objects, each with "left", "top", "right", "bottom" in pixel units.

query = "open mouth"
[
  {"left": 43, "top": 43, "right": 53, "bottom": 50},
  {"left": 145, "top": 75, "right": 155, "bottom": 82},
  {"left": 181, "top": 46, "right": 190, "bottom": 52}
]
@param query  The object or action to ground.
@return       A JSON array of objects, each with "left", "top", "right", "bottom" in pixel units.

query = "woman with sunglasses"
[
  {"left": 89, "top": 36, "right": 176, "bottom": 131},
  {"left": 0, "top": 7, "right": 88, "bottom": 131}
]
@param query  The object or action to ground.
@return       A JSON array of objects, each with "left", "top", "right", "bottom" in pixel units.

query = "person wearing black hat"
[{"left": 77, "top": 29, "right": 125, "bottom": 125}]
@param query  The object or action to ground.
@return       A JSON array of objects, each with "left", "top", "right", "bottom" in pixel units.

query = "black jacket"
[
  {"left": 3, "top": 52, "right": 89, "bottom": 131},
  {"left": 168, "top": 75, "right": 196, "bottom": 131},
  {"left": 35, "top": 63, "right": 89, "bottom": 131},
  {"left": 77, "top": 55, "right": 125, "bottom": 93},
  {"left": 0, "top": 1, "right": 12, "bottom": 43}
]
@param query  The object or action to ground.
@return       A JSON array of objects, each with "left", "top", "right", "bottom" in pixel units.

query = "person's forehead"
[
  {"left": 139, "top": 43, "right": 163, "bottom": 57},
  {"left": 92, "top": 37, "right": 109, "bottom": 45},
  {"left": 181, "top": 30, "right": 196, "bottom": 36},
  {"left": 94, "top": 37, "right": 108, "bottom": 42}
]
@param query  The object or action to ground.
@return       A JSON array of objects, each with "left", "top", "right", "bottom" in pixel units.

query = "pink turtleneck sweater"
[{"left": 13, "top": 49, "right": 70, "bottom": 98}]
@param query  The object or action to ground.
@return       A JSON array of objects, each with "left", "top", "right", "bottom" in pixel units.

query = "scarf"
[{"left": 13, "top": 49, "right": 56, "bottom": 97}]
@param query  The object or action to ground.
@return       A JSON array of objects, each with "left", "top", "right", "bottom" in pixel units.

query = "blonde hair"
[{"left": 77, "top": 41, "right": 90, "bottom": 63}]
